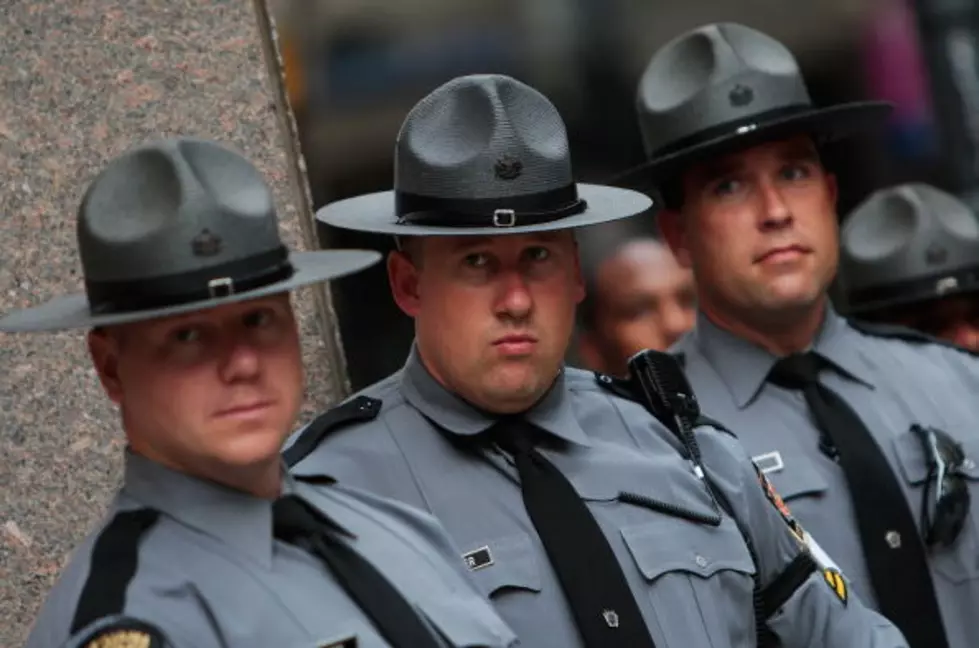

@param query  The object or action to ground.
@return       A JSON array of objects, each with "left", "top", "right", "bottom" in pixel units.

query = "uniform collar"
[
  {"left": 399, "top": 343, "right": 591, "bottom": 447},
  {"left": 693, "top": 306, "right": 874, "bottom": 409},
  {"left": 122, "top": 449, "right": 293, "bottom": 569}
]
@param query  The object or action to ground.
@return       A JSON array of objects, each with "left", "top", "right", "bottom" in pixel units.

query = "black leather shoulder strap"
[
  {"left": 71, "top": 508, "right": 161, "bottom": 635},
  {"left": 283, "top": 395, "right": 382, "bottom": 467},
  {"left": 847, "top": 318, "right": 979, "bottom": 358}
]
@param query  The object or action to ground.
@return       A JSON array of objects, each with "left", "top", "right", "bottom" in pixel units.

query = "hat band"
[
  {"left": 847, "top": 264, "right": 979, "bottom": 313},
  {"left": 85, "top": 246, "right": 295, "bottom": 315},
  {"left": 650, "top": 104, "right": 816, "bottom": 162},
  {"left": 395, "top": 184, "right": 587, "bottom": 228}
]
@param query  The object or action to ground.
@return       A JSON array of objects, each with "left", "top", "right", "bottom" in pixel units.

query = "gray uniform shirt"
[
  {"left": 289, "top": 345, "right": 906, "bottom": 648},
  {"left": 25, "top": 451, "right": 517, "bottom": 648},
  {"left": 674, "top": 308, "right": 979, "bottom": 648}
]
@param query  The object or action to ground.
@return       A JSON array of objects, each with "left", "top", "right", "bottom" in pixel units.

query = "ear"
[
  {"left": 576, "top": 330, "right": 607, "bottom": 374},
  {"left": 88, "top": 328, "right": 124, "bottom": 405},
  {"left": 657, "top": 209, "right": 692, "bottom": 268},
  {"left": 825, "top": 172, "right": 839, "bottom": 207},
  {"left": 388, "top": 250, "right": 422, "bottom": 317},
  {"left": 570, "top": 241, "right": 586, "bottom": 305}
]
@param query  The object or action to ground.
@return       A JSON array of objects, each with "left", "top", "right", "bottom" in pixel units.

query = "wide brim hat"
[
  {"left": 614, "top": 22, "right": 892, "bottom": 187},
  {"left": 840, "top": 183, "right": 979, "bottom": 315},
  {"left": 317, "top": 74, "right": 653, "bottom": 236},
  {"left": 0, "top": 137, "right": 380, "bottom": 333}
]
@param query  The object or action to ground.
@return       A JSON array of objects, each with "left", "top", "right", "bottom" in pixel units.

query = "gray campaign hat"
[
  {"left": 317, "top": 74, "right": 653, "bottom": 236},
  {"left": 840, "top": 183, "right": 979, "bottom": 315},
  {"left": 0, "top": 137, "right": 381, "bottom": 332},
  {"left": 616, "top": 22, "right": 892, "bottom": 185}
]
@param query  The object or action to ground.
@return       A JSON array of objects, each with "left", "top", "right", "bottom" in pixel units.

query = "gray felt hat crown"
[
  {"left": 0, "top": 137, "right": 380, "bottom": 332},
  {"left": 317, "top": 74, "right": 652, "bottom": 236},
  {"left": 841, "top": 183, "right": 979, "bottom": 314},
  {"left": 616, "top": 23, "right": 891, "bottom": 184}
]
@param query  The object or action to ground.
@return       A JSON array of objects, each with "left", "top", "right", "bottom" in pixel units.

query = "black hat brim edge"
[
  {"left": 610, "top": 101, "right": 894, "bottom": 188},
  {"left": 315, "top": 183, "right": 654, "bottom": 236},
  {"left": 0, "top": 249, "right": 382, "bottom": 333}
]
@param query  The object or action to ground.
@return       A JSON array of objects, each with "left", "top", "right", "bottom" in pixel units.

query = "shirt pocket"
[
  {"left": 892, "top": 429, "right": 979, "bottom": 584},
  {"left": 620, "top": 516, "right": 757, "bottom": 648},
  {"left": 756, "top": 446, "right": 830, "bottom": 503},
  {"left": 459, "top": 531, "right": 542, "bottom": 599}
]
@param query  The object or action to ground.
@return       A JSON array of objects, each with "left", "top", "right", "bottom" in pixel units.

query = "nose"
[
  {"left": 219, "top": 335, "right": 262, "bottom": 382},
  {"left": 495, "top": 269, "right": 533, "bottom": 320},
  {"left": 758, "top": 177, "right": 792, "bottom": 231}
]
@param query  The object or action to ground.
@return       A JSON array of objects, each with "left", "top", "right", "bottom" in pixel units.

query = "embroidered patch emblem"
[
  {"left": 463, "top": 545, "right": 494, "bottom": 571},
  {"left": 822, "top": 567, "right": 848, "bottom": 606}
]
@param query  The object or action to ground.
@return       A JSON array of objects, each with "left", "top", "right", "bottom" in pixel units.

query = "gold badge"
[
  {"left": 80, "top": 620, "right": 164, "bottom": 648},
  {"left": 84, "top": 629, "right": 153, "bottom": 648},
  {"left": 822, "top": 568, "right": 848, "bottom": 606}
]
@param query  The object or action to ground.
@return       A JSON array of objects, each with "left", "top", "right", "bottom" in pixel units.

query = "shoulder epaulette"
[
  {"left": 847, "top": 318, "right": 979, "bottom": 358},
  {"left": 71, "top": 509, "right": 161, "bottom": 634},
  {"left": 283, "top": 395, "right": 382, "bottom": 467}
]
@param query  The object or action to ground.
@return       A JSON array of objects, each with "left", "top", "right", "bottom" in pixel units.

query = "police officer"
[
  {"left": 621, "top": 22, "right": 979, "bottom": 648},
  {"left": 576, "top": 219, "right": 695, "bottom": 375},
  {"left": 839, "top": 183, "right": 979, "bottom": 351},
  {"left": 5, "top": 137, "right": 518, "bottom": 648},
  {"left": 286, "top": 73, "right": 906, "bottom": 648}
]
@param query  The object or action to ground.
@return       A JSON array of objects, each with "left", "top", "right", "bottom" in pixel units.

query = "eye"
[
  {"left": 243, "top": 308, "right": 275, "bottom": 328},
  {"left": 526, "top": 246, "right": 551, "bottom": 262},
  {"left": 781, "top": 163, "right": 811, "bottom": 181},
  {"left": 712, "top": 178, "right": 742, "bottom": 197},
  {"left": 172, "top": 327, "right": 202, "bottom": 344},
  {"left": 463, "top": 252, "right": 490, "bottom": 268}
]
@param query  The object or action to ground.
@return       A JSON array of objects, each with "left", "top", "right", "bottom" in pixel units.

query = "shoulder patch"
[
  {"left": 283, "top": 395, "right": 382, "bottom": 467},
  {"left": 77, "top": 618, "right": 166, "bottom": 648},
  {"left": 847, "top": 318, "right": 979, "bottom": 358},
  {"left": 753, "top": 462, "right": 807, "bottom": 547},
  {"left": 71, "top": 509, "right": 160, "bottom": 635}
]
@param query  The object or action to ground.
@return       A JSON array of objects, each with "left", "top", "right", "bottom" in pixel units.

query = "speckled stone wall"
[{"left": 0, "top": 2, "right": 345, "bottom": 642}]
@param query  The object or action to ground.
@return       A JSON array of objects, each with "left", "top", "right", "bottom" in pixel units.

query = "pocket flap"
[
  {"left": 459, "top": 532, "right": 542, "bottom": 598},
  {"left": 752, "top": 448, "right": 829, "bottom": 501},
  {"left": 620, "top": 517, "right": 756, "bottom": 582},
  {"left": 893, "top": 429, "right": 979, "bottom": 485}
]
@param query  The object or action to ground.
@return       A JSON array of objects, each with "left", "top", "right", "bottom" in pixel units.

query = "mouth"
[
  {"left": 755, "top": 244, "right": 810, "bottom": 264},
  {"left": 493, "top": 334, "right": 538, "bottom": 355},
  {"left": 214, "top": 401, "right": 275, "bottom": 418}
]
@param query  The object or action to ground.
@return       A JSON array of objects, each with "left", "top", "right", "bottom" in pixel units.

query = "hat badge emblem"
[
  {"left": 191, "top": 228, "right": 222, "bottom": 257},
  {"left": 925, "top": 243, "right": 948, "bottom": 266},
  {"left": 728, "top": 84, "right": 754, "bottom": 108},
  {"left": 494, "top": 155, "right": 523, "bottom": 181}
]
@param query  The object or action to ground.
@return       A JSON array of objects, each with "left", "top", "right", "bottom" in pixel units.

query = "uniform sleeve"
[{"left": 695, "top": 424, "right": 909, "bottom": 648}]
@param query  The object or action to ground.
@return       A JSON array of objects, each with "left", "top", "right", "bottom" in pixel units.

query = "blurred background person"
[
  {"left": 575, "top": 219, "right": 695, "bottom": 375},
  {"left": 840, "top": 183, "right": 979, "bottom": 351}
]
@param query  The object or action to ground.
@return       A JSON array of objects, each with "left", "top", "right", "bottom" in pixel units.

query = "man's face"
[
  {"left": 580, "top": 239, "right": 695, "bottom": 375},
  {"left": 88, "top": 294, "right": 303, "bottom": 477},
  {"left": 660, "top": 135, "right": 840, "bottom": 327},
  {"left": 872, "top": 293, "right": 979, "bottom": 351},
  {"left": 389, "top": 231, "right": 585, "bottom": 414}
]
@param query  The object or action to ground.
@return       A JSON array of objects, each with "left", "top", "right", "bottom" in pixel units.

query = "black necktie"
[
  {"left": 492, "top": 418, "right": 657, "bottom": 648},
  {"left": 768, "top": 353, "right": 948, "bottom": 648},
  {"left": 273, "top": 494, "right": 443, "bottom": 648}
]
